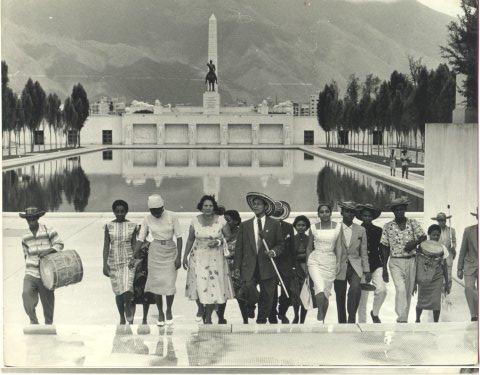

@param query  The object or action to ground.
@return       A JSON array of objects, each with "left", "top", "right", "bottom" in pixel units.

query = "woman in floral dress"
[
  {"left": 183, "top": 195, "right": 234, "bottom": 324},
  {"left": 103, "top": 199, "right": 139, "bottom": 324}
]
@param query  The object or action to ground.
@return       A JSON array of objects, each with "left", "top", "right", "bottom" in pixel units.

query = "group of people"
[
  {"left": 389, "top": 149, "right": 412, "bottom": 179},
  {"left": 18, "top": 194, "right": 478, "bottom": 326}
]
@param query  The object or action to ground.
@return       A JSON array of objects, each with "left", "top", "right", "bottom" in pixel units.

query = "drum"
[
  {"left": 40, "top": 250, "right": 83, "bottom": 290},
  {"left": 420, "top": 240, "right": 444, "bottom": 256}
]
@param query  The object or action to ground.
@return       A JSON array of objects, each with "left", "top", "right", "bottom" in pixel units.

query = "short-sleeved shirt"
[
  {"left": 138, "top": 210, "right": 182, "bottom": 242},
  {"left": 380, "top": 218, "right": 425, "bottom": 257},
  {"left": 22, "top": 223, "right": 64, "bottom": 278},
  {"left": 400, "top": 155, "right": 410, "bottom": 167}
]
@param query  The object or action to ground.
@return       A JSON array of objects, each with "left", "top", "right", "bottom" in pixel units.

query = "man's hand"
[
  {"left": 444, "top": 282, "right": 451, "bottom": 295},
  {"left": 457, "top": 269, "right": 464, "bottom": 280},
  {"left": 267, "top": 249, "right": 276, "bottom": 258},
  {"left": 404, "top": 241, "right": 417, "bottom": 252},
  {"left": 174, "top": 257, "right": 181, "bottom": 270},
  {"left": 382, "top": 267, "right": 389, "bottom": 283},
  {"left": 128, "top": 258, "right": 136, "bottom": 269},
  {"left": 451, "top": 249, "right": 457, "bottom": 260},
  {"left": 103, "top": 264, "right": 110, "bottom": 277},
  {"left": 233, "top": 268, "right": 241, "bottom": 279},
  {"left": 182, "top": 256, "right": 189, "bottom": 270},
  {"left": 412, "top": 284, "right": 417, "bottom": 296},
  {"left": 364, "top": 272, "right": 372, "bottom": 283}
]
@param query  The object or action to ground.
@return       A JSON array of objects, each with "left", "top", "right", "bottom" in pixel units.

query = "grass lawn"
[
  {"left": 351, "top": 154, "right": 424, "bottom": 168},
  {"left": 2, "top": 147, "right": 82, "bottom": 160}
]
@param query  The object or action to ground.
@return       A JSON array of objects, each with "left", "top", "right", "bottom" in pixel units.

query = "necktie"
[{"left": 257, "top": 217, "right": 263, "bottom": 252}]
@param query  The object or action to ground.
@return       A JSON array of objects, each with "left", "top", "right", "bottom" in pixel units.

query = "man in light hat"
[
  {"left": 457, "top": 208, "right": 478, "bottom": 321},
  {"left": 19, "top": 207, "right": 64, "bottom": 325},
  {"left": 268, "top": 200, "right": 295, "bottom": 324},
  {"left": 356, "top": 204, "right": 387, "bottom": 323},
  {"left": 234, "top": 193, "right": 284, "bottom": 324},
  {"left": 380, "top": 197, "right": 426, "bottom": 323},
  {"left": 431, "top": 212, "right": 456, "bottom": 291},
  {"left": 334, "top": 201, "right": 370, "bottom": 324}
]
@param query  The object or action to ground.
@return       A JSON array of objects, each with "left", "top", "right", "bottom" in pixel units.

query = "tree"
[
  {"left": 2, "top": 61, "right": 16, "bottom": 155},
  {"left": 21, "top": 80, "right": 35, "bottom": 153},
  {"left": 317, "top": 82, "right": 341, "bottom": 148},
  {"left": 441, "top": 0, "right": 478, "bottom": 108},
  {"left": 70, "top": 83, "right": 89, "bottom": 147},
  {"left": 14, "top": 98, "right": 25, "bottom": 155},
  {"left": 46, "top": 93, "right": 61, "bottom": 150},
  {"left": 376, "top": 81, "right": 391, "bottom": 152},
  {"left": 63, "top": 97, "right": 78, "bottom": 147},
  {"left": 343, "top": 75, "right": 360, "bottom": 150}
]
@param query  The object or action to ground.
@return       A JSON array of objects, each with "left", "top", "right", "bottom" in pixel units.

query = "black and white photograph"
[{"left": 1, "top": 0, "right": 478, "bottom": 372}]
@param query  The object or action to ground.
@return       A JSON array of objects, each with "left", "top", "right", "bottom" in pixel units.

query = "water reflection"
[{"left": 2, "top": 149, "right": 422, "bottom": 212}]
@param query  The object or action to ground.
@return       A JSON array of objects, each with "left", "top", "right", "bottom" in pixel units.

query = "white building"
[{"left": 309, "top": 94, "right": 319, "bottom": 117}]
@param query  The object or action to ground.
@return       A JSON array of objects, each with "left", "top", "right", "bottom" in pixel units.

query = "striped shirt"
[{"left": 22, "top": 223, "right": 64, "bottom": 278}]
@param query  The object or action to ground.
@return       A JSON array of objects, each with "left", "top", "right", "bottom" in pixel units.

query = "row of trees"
[
  {"left": 317, "top": 0, "right": 477, "bottom": 153},
  {"left": 2, "top": 61, "right": 90, "bottom": 156},
  {"left": 317, "top": 61, "right": 456, "bottom": 152}
]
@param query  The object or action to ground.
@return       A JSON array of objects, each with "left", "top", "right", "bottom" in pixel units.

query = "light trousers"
[
  {"left": 389, "top": 257, "right": 416, "bottom": 322},
  {"left": 357, "top": 267, "right": 387, "bottom": 323}
]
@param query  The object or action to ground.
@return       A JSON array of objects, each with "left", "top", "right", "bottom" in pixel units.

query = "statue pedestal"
[{"left": 203, "top": 91, "right": 220, "bottom": 115}]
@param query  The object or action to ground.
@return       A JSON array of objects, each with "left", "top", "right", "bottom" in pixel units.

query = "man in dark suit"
[
  {"left": 269, "top": 201, "right": 296, "bottom": 324},
  {"left": 334, "top": 201, "right": 371, "bottom": 324},
  {"left": 457, "top": 208, "right": 478, "bottom": 321},
  {"left": 234, "top": 193, "right": 284, "bottom": 324}
]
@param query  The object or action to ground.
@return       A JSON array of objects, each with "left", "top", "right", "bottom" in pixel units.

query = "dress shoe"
[
  {"left": 268, "top": 317, "right": 278, "bottom": 324},
  {"left": 218, "top": 318, "right": 227, "bottom": 324},
  {"left": 370, "top": 311, "right": 381, "bottom": 323},
  {"left": 278, "top": 315, "right": 290, "bottom": 324},
  {"left": 256, "top": 319, "right": 267, "bottom": 324},
  {"left": 292, "top": 316, "right": 299, "bottom": 324},
  {"left": 471, "top": 317, "right": 478, "bottom": 322}
]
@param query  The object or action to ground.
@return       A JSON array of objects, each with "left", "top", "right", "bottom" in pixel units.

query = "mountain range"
[{"left": 1, "top": 0, "right": 454, "bottom": 105}]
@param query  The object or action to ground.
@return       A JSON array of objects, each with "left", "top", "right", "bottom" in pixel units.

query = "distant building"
[
  {"left": 90, "top": 96, "right": 126, "bottom": 115},
  {"left": 293, "top": 102, "right": 299, "bottom": 116},
  {"left": 300, "top": 104, "right": 310, "bottom": 117},
  {"left": 309, "top": 94, "right": 319, "bottom": 117},
  {"left": 272, "top": 100, "right": 294, "bottom": 115}
]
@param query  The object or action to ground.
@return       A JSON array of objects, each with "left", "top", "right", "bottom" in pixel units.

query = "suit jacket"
[
  {"left": 275, "top": 221, "right": 295, "bottom": 277},
  {"left": 335, "top": 223, "right": 369, "bottom": 280},
  {"left": 458, "top": 224, "right": 478, "bottom": 275},
  {"left": 233, "top": 216, "right": 284, "bottom": 281},
  {"left": 362, "top": 223, "right": 383, "bottom": 272}
]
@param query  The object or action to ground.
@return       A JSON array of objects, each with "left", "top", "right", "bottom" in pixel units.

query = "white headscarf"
[{"left": 147, "top": 194, "right": 164, "bottom": 209}]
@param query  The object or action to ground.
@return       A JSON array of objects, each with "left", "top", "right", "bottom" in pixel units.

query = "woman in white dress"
[
  {"left": 306, "top": 203, "right": 342, "bottom": 321},
  {"left": 183, "top": 195, "right": 234, "bottom": 324}
]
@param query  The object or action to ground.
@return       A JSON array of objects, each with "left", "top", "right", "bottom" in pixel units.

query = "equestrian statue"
[{"left": 205, "top": 60, "right": 218, "bottom": 92}]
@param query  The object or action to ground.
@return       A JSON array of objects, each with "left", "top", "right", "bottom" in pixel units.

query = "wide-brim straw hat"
[
  {"left": 355, "top": 203, "right": 382, "bottom": 221},
  {"left": 338, "top": 201, "right": 358, "bottom": 211},
  {"left": 430, "top": 212, "right": 452, "bottom": 221},
  {"left": 246, "top": 192, "right": 275, "bottom": 216},
  {"left": 386, "top": 197, "right": 410, "bottom": 210},
  {"left": 270, "top": 200, "right": 291, "bottom": 221},
  {"left": 19, "top": 207, "right": 46, "bottom": 219}
]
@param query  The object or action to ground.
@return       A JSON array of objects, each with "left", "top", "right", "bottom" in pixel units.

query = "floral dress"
[
  {"left": 105, "top": 221, "right": 139, "bottom": 295},
  {"left": 185, "top": 216, "right": 234, "bottom": 304}
]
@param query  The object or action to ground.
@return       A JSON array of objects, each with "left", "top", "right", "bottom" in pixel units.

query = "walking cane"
[
  {"left": 447, "top": 204, "right": 453, "bottom": 246},
  {"left": 262, "top": 239, "right": 290, "bottom": 299}
]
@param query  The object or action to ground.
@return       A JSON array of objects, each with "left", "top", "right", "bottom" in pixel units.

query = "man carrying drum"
[{"left": 20, "top": 207, "right": 64, "bottom": 325}]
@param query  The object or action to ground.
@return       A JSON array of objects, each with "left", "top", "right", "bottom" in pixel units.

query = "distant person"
[
  {"left": 292, "top": 215, "right": 312, "bottom": 324},
  {"left": 184, "top": 195, "right": 233, "bottom": 324},
  {"left": 334, "top": 201, "right": 370, "bottom": 324},
  {"left": 400, "top": 150, "right": 411, "bottom": 179},
  {"left": 233, "top": 192, "right": 284, "bottom": 324},
  {"left": 431, "top": 212, "right": 456, "bottom": 292},
  {"left": 389, "top": 149, "right": 397, "bottom": 176},
  {"left": 104, "top": 200, "right": 139, "bottom": 324},
  {"left": 131, "top": 194, "right": 183, "bottom": 326},
  {"left": 457, "top": 208, "right": 478, "bottom": 322},
  {"left": 269, "top": 200, "right": 296, "bottom": 324},
  {"left": 356, "top": 204, "right": 387, "bottom": 324},
  {"left": 414, "top": 224, "right": 450, "bottom": 323},
  {"left": 20, "top": 207, "right": 64, "bottom": 325},
  {"left": 380, "top": 197, "right": 426, "bottom": 323},
  {"left": 306, "top": 203, "right": 341, "bottom": 322}
]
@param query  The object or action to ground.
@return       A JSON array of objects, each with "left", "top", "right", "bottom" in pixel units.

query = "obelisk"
[{"left": 203, "top": 13, "right": 220, "bottom": 115}]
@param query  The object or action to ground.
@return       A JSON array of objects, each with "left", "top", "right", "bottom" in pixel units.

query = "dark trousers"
[
  {"left": 22, "top": 275, "right": 55, "bottom": 324},
  {"left": 334, "top": 262, "right": 361, "bottom": 324},
  {"left": 253, "top": 261, "right": 277, "bottom": 323},
  {"left": 270, "top": 276, "right": 291, "bottom": 319}
]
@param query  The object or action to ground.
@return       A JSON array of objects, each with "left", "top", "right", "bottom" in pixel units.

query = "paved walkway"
[
  {"left": 300, "top": 146, "right": 424, "bottom": 196},
  {"left": 3, "top": 214, "right": 476, "bottom": 368}
]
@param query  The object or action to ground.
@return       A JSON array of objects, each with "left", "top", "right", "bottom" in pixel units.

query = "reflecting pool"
[{"left": 2, "top": 149, "right": 423, "bottom": 212}]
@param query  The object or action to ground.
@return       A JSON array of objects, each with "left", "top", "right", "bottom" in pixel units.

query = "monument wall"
[{"left": 424, "top": 122, "right": 478, "bottom": 249}]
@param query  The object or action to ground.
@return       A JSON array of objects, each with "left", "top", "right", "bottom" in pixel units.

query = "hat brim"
[
  {"left": 270, "top": 201, "right": 291, "bottom": 220},
  {"left": 430, "top": 216, "right": 452, "bottom": 220},
  {"left": 387, "top": 202, "right": 410, "bottom": 209},
  {"left": 338, "top": 202, "right": 357, "bottom": 211},
  {"left": 471, "top": 212, "right": 478, "bottom": 217},
  {"left": 355, "top": 205, "right": 382, "bottom": 221},
  {"left": 246, "top": 193, "right": 276, "bottom": 216},
  {"left": 19, "top": 211, "right": 46, "bottom": 219}
]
